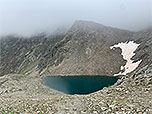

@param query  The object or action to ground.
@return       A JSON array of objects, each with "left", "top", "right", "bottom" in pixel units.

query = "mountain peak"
[
  {"left": 73, "top": 20, "right": 104, "bottom": 26},
  {"left": 70, "top": 20, "right": 105, "bottom": 31}
]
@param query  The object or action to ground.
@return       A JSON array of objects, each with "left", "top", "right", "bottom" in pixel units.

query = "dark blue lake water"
[{"left": 43, "top": 76, "right": 118, "bottom": 95}]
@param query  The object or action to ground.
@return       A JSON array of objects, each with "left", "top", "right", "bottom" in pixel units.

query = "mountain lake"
[{"left": 43, "top": 76, "right": 118, "bottom": 95}]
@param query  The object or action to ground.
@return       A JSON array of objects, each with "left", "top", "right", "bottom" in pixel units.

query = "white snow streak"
[{"left": 110, "top": 41, "right": 142, "bottom": 76}]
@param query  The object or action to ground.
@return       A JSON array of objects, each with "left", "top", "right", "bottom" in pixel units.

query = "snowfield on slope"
[{"left": 110, "top": 41, "right": 142, "bottom": 76}]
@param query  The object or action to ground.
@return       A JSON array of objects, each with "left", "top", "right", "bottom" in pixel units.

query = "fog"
[{"left": 0, "top": 0, "right": 151, "bottom": 36}]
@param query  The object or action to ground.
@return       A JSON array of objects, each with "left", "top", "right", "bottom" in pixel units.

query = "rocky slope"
[
  {"left": 0, "top": 20, "right": 152, "bottom": 113},
  {"left": 132, "top": 28, "right": 152, "bottom": 69},
  {"left": 43, "top": 20, "right": 135, "bottom": 76},
  {"left": 0, "top": 59, "right": 151, "bottom": 114},
  {"left": 0, "top": 20, "right": 134, "bottom": 76},
  {"left": 0, "top": 32, "right": 66, "bottom": 76}
]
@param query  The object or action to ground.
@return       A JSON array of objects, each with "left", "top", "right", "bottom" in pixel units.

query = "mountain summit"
[
  {"left": 69, "top": 20, "right": 134, "bottom": 44},
  {"left": 0, "top": 20, "right": 151, "bottom": 77}
]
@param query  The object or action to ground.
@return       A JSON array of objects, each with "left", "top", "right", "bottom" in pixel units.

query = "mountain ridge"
[{"left": 0, "top": 20, "right": 151, "bottom": 77}]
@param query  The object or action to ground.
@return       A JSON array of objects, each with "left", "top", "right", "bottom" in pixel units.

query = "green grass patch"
[{"left": 148, "top": 81, "right": 152, "bottom": 85}]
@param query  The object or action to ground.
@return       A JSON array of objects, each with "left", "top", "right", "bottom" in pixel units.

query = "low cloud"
[{"left": 0, "top": 0, "right": 151, "bottom": 36}]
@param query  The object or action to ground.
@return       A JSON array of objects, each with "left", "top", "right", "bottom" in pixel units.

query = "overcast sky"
[{"left": 0, "top": 0, "right": 151, "bottom": 36}]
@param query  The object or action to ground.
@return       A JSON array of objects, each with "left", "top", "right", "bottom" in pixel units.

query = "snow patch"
[{"left": 110, "top": 41, "right": 142, "bottom": 76}]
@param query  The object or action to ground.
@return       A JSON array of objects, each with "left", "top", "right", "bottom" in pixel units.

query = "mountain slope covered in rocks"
[
  {"left": 0, "top": 20, "right": 152, "bottom": 113},
  {"left": 0, "top": 20, "right": 135, "bottom": 76},
  {"left": 0, "top": 32, "right": 66, "bottom": 76}
]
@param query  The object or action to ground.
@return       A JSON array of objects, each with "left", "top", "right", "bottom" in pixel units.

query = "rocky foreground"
[{"left": 0, "top": 64, "right": 151, "bottom": 114}]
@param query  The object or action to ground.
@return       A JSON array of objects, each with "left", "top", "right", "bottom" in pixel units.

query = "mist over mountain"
[
  {"left": 0, "top": 20, "right": 151, "bottom": 77},
  {"left": 0, "top": 0, "right": 151, "bottom": 36}
]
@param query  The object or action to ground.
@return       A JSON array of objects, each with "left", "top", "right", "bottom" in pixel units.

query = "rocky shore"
[{"left": 0, "top": 64, "right": 151, "bottom": 114}]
